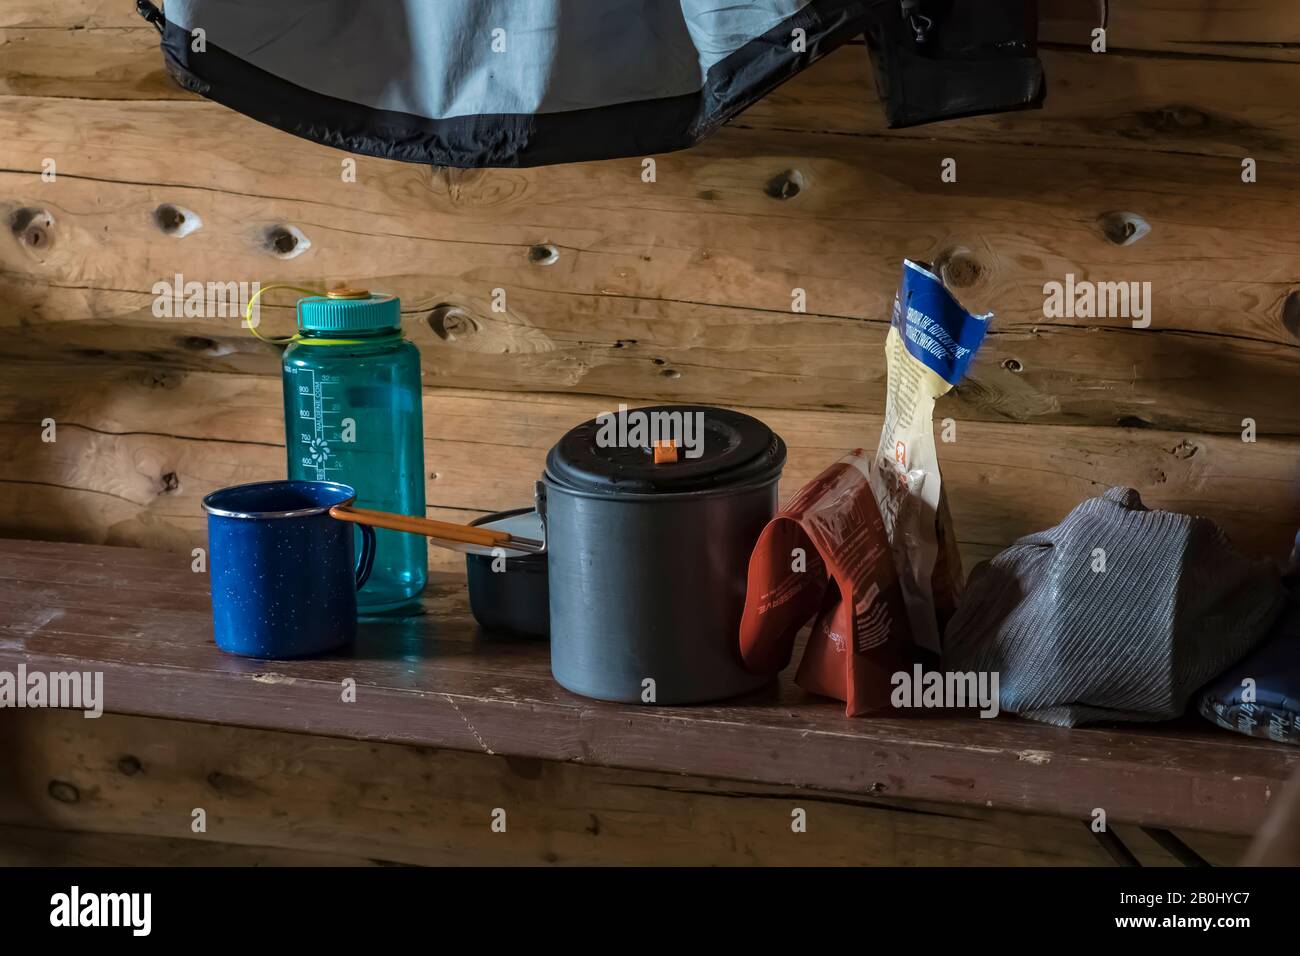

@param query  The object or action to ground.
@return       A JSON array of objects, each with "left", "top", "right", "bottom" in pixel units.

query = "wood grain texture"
[
  {"left": 6, "top": 22, "right": 1300, "bottom": 161},
  {"left": 0, "top": 1, "right": 146, "bottom": 29},
  {"left": 2, "top": 364, "right": 1298, "bottom": 563},
  {"left": 0, "top": 709, "right": 1180, "bottom": 867},
  {"left": 1039, "top": 0, "right": 1300, "bottom": 61},
  {"left": 0, "top": 824, "right": 390, "bottom": 867},
  {"left": 9, "top": 299, "right": 1297, "bottom": 436},
  {"left": 0, "top": 26, "right": 175, "bottom": 99},
  {"left": 2, "top": 109, "right": 1297, "bottom": 433},
  {"left": 4, "top": 97, "right": 1295, "bottom": 344},
  {"left": 1, "top": 539, "right": 1295, "bottom": 837},
  {"left": 3, "top": 10, "right": 1298, "bottom": 438}
]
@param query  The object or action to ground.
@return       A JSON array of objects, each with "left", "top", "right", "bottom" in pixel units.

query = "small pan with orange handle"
[
  {"left": 328, "top": 504, "right": 544, "bottom": 556},
  {"left": 330, "top": 501, "right": 550, "bottom": 638}
]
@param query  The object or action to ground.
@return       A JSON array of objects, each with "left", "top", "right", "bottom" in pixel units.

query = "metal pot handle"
[{"left": 534, "top": 480, "right": 549, "bottom": 550}]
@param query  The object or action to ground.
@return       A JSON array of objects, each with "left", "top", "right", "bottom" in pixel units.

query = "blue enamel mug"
[{"left": 202, "top": 480, "right": 377, "bottom": 658}]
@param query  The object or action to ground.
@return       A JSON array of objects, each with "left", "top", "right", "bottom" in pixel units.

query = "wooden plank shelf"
[{"left": 1, "top": 539, "right": 1295, "bottom": 837}]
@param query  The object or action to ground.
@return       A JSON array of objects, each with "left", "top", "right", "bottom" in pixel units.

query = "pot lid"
[{"left": 545, "top": 405, "right": 786, "bottom": 495}]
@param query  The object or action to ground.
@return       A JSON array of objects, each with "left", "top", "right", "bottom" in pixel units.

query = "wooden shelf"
[{"left": 1, "top": 539, "right": 1294, "bottom": 836}]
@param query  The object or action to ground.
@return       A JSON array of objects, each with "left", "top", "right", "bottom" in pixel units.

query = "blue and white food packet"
[{"left": 868, "top": 260, "right": 991, "bottom": 657}]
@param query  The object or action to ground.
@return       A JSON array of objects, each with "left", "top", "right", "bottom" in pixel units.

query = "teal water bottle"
[{"left": 281, "top": 289, "right": 427, "bottom": 613}]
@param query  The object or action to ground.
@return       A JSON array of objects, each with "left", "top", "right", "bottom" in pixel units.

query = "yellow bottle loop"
[{"left": 244, "top": 283, "right": 322, "bottom": 345}]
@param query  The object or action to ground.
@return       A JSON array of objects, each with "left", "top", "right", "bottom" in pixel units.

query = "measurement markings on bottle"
[{"left": 295, "top": 370, "right": 344, "bottom": 481}]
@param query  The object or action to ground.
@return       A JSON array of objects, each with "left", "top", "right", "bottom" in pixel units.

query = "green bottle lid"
[{"left": 298, "top": 288, "right": 400, "bottom": 333}]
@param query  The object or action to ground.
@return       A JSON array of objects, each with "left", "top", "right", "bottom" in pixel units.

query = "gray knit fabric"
[{"left": 944, "top": 487, "right": 1284, "bottom": 727}]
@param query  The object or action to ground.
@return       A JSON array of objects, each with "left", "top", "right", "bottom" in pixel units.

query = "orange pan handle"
[{"left": 328, "top": 505, "right": 543, "bottom": 553}]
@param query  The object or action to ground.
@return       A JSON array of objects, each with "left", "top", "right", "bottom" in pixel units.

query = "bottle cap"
[{"left": 298, "top": 290, "right": 400, "bottom": 332}]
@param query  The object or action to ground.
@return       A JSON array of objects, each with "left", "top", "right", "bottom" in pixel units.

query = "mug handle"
[{"left": 354, "top": 524, "right": 377, "bottom": 591}]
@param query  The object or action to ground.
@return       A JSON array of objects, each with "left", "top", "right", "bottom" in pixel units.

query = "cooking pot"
[
  {"left": 326, "top": 405, "right": 786, "bottom": 703},
  {"left": 541, "top": 405, "right": 786, "bottom": 705},
  {"left": 466, "top": 507, "right": 549, "bottom": 639}
]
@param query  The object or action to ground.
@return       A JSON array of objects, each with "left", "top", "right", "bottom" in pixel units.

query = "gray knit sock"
[{"left": 944, "top": 487, "right": 1284, "bottom": 727}]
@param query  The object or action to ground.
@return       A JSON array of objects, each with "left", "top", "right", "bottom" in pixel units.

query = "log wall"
[{"left": 3, "top": 1, "right": 1298, "bottom": 569}]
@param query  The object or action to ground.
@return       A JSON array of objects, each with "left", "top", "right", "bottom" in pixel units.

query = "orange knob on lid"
[{"left": 653, "top": 440, "right": 680, "bottom": 464}]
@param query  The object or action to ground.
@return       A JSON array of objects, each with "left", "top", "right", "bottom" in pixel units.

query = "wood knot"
[
  {"left": 206, "top": 769, "right": 256, "bottom": 796},
  {"left": 432, "top": 166, "right": 488, "bottom": 202},
  {"left": 528, "top": 243, "right": 559, "bottom": 266},
  {"left": 937, "top": 249, "right": 983, "bottom": 289},
  {"left": 10, "top": 207, "right": 54, "bottom": 251},
  {"left": 117, "top": 755, "right": 143, "bottom": 776},
  {"left": 175, "top": 335, "right": 233, "bottom": 358},
  {"left": 179, "top": 335, "right": 218, "bottom": 352},
  {"left": 1282, "top": 291, "right": 1300, "bottom": 342},
  {"left": 1139, "top": 104, "right": 1210, "bottom": 133},
  {"left": 764, "top": 169, "right": 804, "bottom": 200},
  {"left": 1098, "top": 211, "right": 1151, "bottom": 246},
  {"left": 263, "top": 224, "right": 311, "bottom": 260},
  {"left": 137, "top": 369, "right": 178, "bottom": 390},
  {"left": 159, "top": 471, "right": 180, "bottom": 493},
  {"left": 427, "top": 304, "right": 480, "bottom": 341},
  {"left": 48, "top": 780, "right": 80, "bottom": 804},
  {"left": 1169, "top": 439, "right": 1198, "bottom": 460},
  {"left": 154, "top": 203, "right": 202, "bottom": 237},
  {"left": 1001, "top": 357, "right": 1023, "bottom": 373}
]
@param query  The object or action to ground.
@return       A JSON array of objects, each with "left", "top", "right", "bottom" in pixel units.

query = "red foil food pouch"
[{"left": 738, "top": 450, "right": 914, "bottom": 715}]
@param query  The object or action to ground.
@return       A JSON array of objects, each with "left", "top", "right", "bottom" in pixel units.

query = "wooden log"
[
  {"left": 0, "top": 707, "right": 1249, "bottom": 866},
  {"left": 1039, "top": 0, "right": 1300, "bottom": 61},
  {"left": 4, "top": 294, "right": 1297, "bottom": 435},
  {"left": 5, "top": 26, "right": 1300, "bottom": 162},
  {"left": 21, "top": 820, "right": 1243, "bottom": 867},
  {"left": 2, "top": 111, "right": 1298, "bottom": 433},
  {"left": 1, "top": 365, "right": 1297, "bottom": 563},
  {"left": 0, "top": 1, "right": 143, "bottom": 29},
  {"left": 0, "top": 26, "right": 176, "bottom": 99},
  {"left": 4, "top": 99, "right": 1295, "bottom": 343},
  {"left": 0, "top": 824, "right": 389, "bottom": 867},
  {"left": 752, "top": 47, "right": 1300, "bottom": 156}
]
